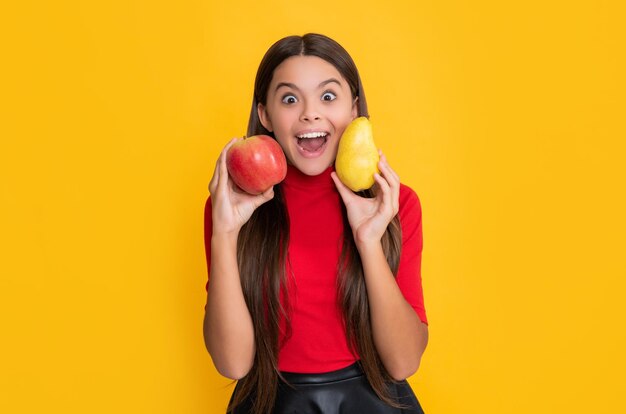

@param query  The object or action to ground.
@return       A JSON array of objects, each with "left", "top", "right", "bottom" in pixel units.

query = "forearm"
[
  {"left": 203, "top": 233, "right": 255, "bottom": 379},
  {"left": 358, "top": 241, "right": 428, "bottom": 381}
]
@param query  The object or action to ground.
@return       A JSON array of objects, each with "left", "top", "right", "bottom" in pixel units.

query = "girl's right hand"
[{"left": 209, "top": 138, "right": 275, "bottom": 236}]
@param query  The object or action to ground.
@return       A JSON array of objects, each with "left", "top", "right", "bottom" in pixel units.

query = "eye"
[
  {"left": 321, "top": 91, "right": 337, "bottom": 101},
  {"left": 281, "top": 94, "right": 298, "bottom": 104}
]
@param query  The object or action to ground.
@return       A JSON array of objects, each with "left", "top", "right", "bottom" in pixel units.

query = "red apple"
[{"left": 226, "top": 135, "right": 287, "bottom": 195}]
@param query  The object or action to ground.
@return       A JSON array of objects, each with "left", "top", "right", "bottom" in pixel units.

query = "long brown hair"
[{"left": 229, "top": 33, "right": 403, "bottom": 414}]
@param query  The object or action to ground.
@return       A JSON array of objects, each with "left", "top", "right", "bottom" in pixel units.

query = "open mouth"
[{"left": 296, "top": 131, "right": 329, "bottom": 153}]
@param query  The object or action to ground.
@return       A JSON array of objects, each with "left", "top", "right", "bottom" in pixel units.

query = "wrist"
[
  {"left": 355, "top": 238, "right": 384, "bottom": 257},
  {"left": 211, "top": 231, "right": 239, "bottom": 251}
]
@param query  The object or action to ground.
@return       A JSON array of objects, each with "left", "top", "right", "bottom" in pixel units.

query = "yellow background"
[{"left": 1, "top": 1, "right": 624, "bottom": 413}]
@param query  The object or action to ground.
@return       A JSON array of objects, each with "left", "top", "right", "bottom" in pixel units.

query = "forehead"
[{"left": 269, "top": 55, "right": 349, "bottom": 91}]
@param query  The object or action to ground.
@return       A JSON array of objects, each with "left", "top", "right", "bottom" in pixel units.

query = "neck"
[{"left": 282, "top": 164, "right": 336, "bottom": 189}]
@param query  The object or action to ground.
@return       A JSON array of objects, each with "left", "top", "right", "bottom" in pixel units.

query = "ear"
[
  {"left": 257, "top": 103, "right": 273, "bottom": 132},
  {"left": 351, "top": 97, "right": 359, "bottom": 119}
]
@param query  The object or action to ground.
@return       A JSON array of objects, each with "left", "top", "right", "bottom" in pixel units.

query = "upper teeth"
[{"left": 297, "top": 132, "right": 328, "bottom": 139}]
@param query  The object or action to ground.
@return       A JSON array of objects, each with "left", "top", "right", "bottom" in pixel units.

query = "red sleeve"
[
  {"left": 396, "top": 185, "right": 428, "bottom": 325},
  {"left": 204, "top": 196, "right": 212, "bottom": 292}
]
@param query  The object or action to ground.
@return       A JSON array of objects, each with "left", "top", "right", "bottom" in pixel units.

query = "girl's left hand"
[{"left": 331, "top": 150, "right": 400, "bottom": 247}]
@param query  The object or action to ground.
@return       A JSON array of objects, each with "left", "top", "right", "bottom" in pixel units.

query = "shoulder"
[
  {"left": 397, "top": 183, "right": 423, "bottom": 244},
  {"left": 398, "top": 183, "right": 422, "bottom": 219},
  {"left": 204, "top": 196, "right": 213, "bottom": 237},
  {"left": 204, "top": 196, "right": 213, "bottom": 222}
]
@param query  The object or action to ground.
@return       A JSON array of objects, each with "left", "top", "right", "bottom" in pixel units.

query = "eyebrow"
[{"left": 275, "top": 78, "right": 342, "bottom": 92}]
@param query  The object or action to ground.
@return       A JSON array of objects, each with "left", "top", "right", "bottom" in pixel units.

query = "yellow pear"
[{"left": 335, "top": 117, "right": 380, "bottom": 191}]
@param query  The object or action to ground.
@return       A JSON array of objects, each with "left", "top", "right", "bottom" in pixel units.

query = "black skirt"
[{"left": 229, "top": 362, "right": 425, "bottom": 413}]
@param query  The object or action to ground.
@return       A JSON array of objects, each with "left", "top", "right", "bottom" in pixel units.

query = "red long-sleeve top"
[{"left": 204, "top": 165, "right": 427, "bottom": 373}]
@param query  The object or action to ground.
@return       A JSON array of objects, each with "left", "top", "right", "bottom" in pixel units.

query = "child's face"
[{"left": 258, "top": 55, "right": 358, "bottom": 176}]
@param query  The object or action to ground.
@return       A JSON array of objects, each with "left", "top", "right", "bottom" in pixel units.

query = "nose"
[{"left": 300, "top": 101, "right": 321, "bottom": 122}]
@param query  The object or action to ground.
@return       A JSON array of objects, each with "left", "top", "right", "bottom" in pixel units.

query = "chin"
[{"left": 292, "top": 158, "right": 334, "bottom": 176}]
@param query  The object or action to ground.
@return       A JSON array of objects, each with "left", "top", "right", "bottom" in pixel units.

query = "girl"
[{"left": 204, "top": 33, "right": 429, "bottom": 414}]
